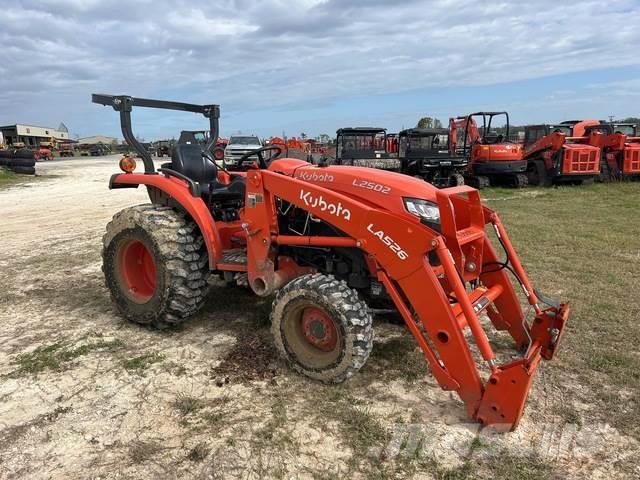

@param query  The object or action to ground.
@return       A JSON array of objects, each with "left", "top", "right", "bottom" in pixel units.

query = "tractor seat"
[{"left": 170, "top": 144, "right": 245, "bottom": 200}]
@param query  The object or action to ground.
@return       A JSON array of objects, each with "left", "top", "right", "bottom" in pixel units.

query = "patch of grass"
[
  {"left": 303, "top": 385, "right": 388, "bottom": 462},
  {"left": 128, "top": 440, "right": 162, "bottom": 463},
  {"left": 485, "top": 451, "right": 556, "bottom": 480},
  {"left": 255, "top": 394, "right": 298, "bottom": 451},
  {"left": 483, "top": 183, "right": 640, "bottom": 440},
  {"left": 187, "top": 442, "right": 210, "bottom": 462},
  {"left": 173, "top": 393, "right": 202, "bottom": 416},
  {"left": 586, "top": 351, "right": 640, "bottom": 382},
  {"left": 121, "top": 352, "right": 165, "bottom": 373},
  {"left": 0, "top": 167, "right": 18, "bottom": 187},
  {"left": 13, "top": 339, "right": 124, "bottom": 375}
]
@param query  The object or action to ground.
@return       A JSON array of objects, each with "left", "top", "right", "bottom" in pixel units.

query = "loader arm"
[
  {"left": 242, "top": 169, "right": 569, "bottom": 430},
  {"left": 523, "top": 131, "right": 566, "bottom": 159}
]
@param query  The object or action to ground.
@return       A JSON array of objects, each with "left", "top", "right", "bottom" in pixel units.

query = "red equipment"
[
  {"left": 450, "top": 112, "right": 526, "bottom": 188},
  {"left": 584, "top": 122, "right": 640, "bottom": 180},
  {"left": 93, "top": 94, "right": 571, "bottom": 431},
  {"left": 523, "top": 121, "right": 601, "bottom": 186},
  {"left": 386, "top": 133, "right": 399, "bottom": 155},
  {"left": 35, "top": 148, "right": 53, "bottom": 161}
]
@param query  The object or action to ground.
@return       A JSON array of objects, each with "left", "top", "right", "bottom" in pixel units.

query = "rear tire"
[
  {"left": 102, "top": 205, "right": 210, "bottom": 329},
  {"left": 11, "top": 166, "right": 36, "bottom": 175},
  {"left": 513, "top": 173, "right": 528, "bottom": 188},
  {"left": 465, "top": 175, "right": 490, "bottom": 189},
  {"left": 271, "top": 273, "right": 374, "bottom": 383},
  {"left": 9, "top": 158, "right": 36, "bottom": 168},
  {"left": 449, "top": 173, "right": 465, "bottom": 187},
  {"left": 526, "top": 160, "right": 551, "bottom": 187}
]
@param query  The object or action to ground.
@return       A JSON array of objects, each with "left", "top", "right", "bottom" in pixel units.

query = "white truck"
[{"left": 223, "top": 135, "right": 262, "bottom": 168}]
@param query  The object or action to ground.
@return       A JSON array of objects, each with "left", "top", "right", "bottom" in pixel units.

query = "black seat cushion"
[
  {"left": 171, "top": 144, "right": 218, "bottom": 184},
  {"left": 207, "top": 176, "right": 246, "bottom": 201},
  {"left": 170, "top": 144, "right": 246, "bottom": 201}
]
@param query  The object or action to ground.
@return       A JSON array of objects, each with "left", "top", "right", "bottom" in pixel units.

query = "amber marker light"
[{"left": 119, "top": 155, "right": 137, "bottom": 173}]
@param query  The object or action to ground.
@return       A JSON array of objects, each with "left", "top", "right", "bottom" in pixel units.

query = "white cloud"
[{"left": 0, "top": 0, "right": 638, "bottom": 136}]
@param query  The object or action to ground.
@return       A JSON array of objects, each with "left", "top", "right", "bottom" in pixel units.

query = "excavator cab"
[{"left": 456, "top": 112, "right": 526, "bottom": 188}]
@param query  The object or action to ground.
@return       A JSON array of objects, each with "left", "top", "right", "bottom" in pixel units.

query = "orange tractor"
[
  {"left": 450, "top": 112, "right": 526, "bottom": 188},
  {"left": 522, "top": 120, "right": 602, "bottom": 186},
  {"left": 93, "top": 94, "right": 570, "bottom": 431}
]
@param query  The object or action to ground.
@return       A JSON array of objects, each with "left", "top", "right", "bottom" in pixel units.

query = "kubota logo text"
[
  {"left": 367, "top": 224, "right": 408, "bottom": 260},
  {"left": 299, "top": 190, "right": 351, "bottom": 221},
  {"left": 296, "top": 171, "right": 334, "bottom": 182}
]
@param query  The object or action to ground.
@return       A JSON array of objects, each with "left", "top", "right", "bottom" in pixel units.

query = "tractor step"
[{"left": 218, "top": 249, "right": 248, "bottom": 271}]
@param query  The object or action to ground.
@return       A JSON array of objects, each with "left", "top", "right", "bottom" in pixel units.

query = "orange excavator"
[
  {"left": 522, "top": 121, "right": 601, "bottom": 186},
  {"left": 450, "top": 112, "right": 526, "bottom": 188}
]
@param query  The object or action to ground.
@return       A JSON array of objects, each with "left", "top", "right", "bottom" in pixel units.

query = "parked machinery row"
[{"left": 330, "top": 114, "right": 640, "bottom": 188}]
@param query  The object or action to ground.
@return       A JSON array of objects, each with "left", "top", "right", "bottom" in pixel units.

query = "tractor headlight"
[{"left": 403, "top": 198, "right": 440, "bottom": 223}]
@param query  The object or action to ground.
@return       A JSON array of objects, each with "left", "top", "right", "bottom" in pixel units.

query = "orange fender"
[{"left": 110, "top": 173, "right": 222, "bottom": 268}]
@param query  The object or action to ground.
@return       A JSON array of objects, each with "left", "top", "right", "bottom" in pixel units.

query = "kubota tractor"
[
  {"left": 93, "top": 94, "right": 570, "bottom": 431},
  {"left": 522, "top": 121, "right": 601, "bottom": 186},
  {"left": 583, "top": 122, "right": 640, "bottom": 181},
  {"left": 397, "top": 128, "right": 468, "bottom": 187},
  {"left": 450, "top": 112, "right": 526, "bottom": 189}
]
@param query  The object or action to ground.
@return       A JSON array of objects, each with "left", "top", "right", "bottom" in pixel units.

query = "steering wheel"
[{"left": 236, "top": 145, "right": 283, "bottom": 169}]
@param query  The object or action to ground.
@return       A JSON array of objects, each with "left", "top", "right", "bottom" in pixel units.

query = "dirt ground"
[{"left": 0, "top": 157, "right": 638, "bottom": 479}]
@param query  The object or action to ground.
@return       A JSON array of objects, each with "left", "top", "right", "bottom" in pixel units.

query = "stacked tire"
[{"left": 0, "top": 149, "right": 37, "bottom": 175}]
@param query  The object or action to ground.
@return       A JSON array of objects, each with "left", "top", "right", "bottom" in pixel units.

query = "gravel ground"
[{"left": 0, "top": 156, "right": 637, "bottom": 479}]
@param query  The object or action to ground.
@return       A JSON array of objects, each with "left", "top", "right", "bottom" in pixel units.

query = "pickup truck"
[{"left": 223, "top": 135, "right": 262, "bottom": 168}]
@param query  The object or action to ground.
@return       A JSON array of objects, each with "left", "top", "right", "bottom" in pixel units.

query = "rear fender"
[{"left": 110, "top": 173, "right": 222, "bottom": 267}]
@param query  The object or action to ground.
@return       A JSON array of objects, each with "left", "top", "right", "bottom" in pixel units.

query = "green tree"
[{"left": 416, "top": 117, "right": 433, "bottom": 129}]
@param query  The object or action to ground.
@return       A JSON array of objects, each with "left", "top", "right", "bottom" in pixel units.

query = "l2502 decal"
[{"left": 352, "top": 178, "right": 391, "bottom": 194}]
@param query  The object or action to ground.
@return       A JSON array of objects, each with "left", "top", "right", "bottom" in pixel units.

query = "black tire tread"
[
  {"left": 270, "top": 273, "right": 373, "bottom": 383},
  {"left": 102, "top": 204, "right": 209, "bottom": 328}
]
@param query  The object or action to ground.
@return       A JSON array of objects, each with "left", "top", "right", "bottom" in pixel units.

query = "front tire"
[
  {"left": 270, "top": 274, "right": 374, "bottom": 383},
  {"left": 102, "top": 205, "right": 209, "bottom": 329}
]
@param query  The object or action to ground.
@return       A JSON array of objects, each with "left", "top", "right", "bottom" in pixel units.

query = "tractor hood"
[{"left": 268, "top": 158, "right": 442, "bottom": 227}]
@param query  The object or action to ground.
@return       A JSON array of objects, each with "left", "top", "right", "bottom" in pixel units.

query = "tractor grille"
[
  {"left": 563, "top": 148, "right": 598, "bottom": 174},
  {"left": 623, "top": 147, "right": 640, "bottom": 173}
]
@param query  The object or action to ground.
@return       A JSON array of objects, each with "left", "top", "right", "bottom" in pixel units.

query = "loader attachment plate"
[{"left": 476, "top": 303, "right": 570, "bottom": 431}]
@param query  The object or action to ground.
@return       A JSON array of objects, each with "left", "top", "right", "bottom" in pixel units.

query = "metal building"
[{"left": 0, "top": 124, "right": 70, "bottom": 147}]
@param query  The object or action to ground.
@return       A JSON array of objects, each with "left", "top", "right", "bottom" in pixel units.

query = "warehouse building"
[
  {"left": 77, "top": 135, "right": 119, "bottom": 145},
  {"left": 0, "top": 123, "right": 70, "bottom": 147}
]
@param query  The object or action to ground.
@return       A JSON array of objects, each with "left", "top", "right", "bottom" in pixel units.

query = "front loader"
[{"left": 93, "top": 94, "right": 570, "bottom": 431}]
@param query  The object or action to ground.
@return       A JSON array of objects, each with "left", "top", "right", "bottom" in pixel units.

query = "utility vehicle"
[
  {"left": 397, "top": 128, "right": 467, "bottom": 187},
  {"left": 334, "top": 127, "right": 400, "bottom": 170}
]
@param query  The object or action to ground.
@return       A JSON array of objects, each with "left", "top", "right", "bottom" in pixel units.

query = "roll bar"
[{"left": 91, "top": 94, "right": 220, "bottom": 173}]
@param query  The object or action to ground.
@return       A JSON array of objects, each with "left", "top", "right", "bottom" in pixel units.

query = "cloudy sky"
[{"left": 1, "top": 0, "right": 639, "bottom": 140}]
